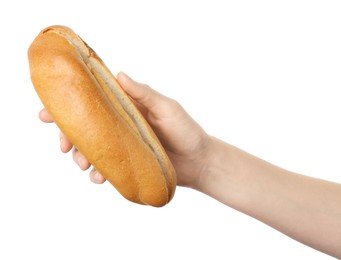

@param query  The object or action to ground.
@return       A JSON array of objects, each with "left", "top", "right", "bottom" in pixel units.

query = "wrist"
[
  {"left": 194, "top": 136, "right": 233, "bottom": 193},
  {"left": 195, "top": 136, "right": 252, "bottom": 208}
]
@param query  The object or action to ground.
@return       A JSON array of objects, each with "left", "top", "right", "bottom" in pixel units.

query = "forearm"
[{"left": 198, "top": 136, "right": 341, "bottom": 258}]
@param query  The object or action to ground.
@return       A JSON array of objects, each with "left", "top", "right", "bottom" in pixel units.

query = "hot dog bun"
[{"left": 28, "top": 25, "right": 176, "bottom": 207}]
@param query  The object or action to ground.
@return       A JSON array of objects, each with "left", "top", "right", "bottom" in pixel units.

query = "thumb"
[{"left": 116, "top": 72, "right": 165, "bottom": 112}]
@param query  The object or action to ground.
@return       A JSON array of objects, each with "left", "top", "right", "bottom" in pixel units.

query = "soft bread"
[{"left": 28, "top": 25, "right": 176, "bottom": 207}]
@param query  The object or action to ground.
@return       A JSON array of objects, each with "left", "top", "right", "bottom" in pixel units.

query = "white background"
[{"left": 1, "top": 0, "right": 340, "bottom": 259}]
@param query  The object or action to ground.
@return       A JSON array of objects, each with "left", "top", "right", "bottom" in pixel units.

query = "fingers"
[
  {"left": 72, "top": 147, "right": 91, "bottom": 171},
  {"left": 39, "top": 108, "right": 54, "bottom": 123},
  {"left": 70, "top": 146, "right": 107, "bottom": 184},
  {"left": 89, "top": 168, "right": 106, "bottom": 184},
  {"left": 72, "top": 149, "right": 106, "bottom": 184},
  {"left": 60, "top": 132, "right": 73, "bottom": 153},
  {"left": 63, "top": 137, "right": 106, "bottom": 184}
]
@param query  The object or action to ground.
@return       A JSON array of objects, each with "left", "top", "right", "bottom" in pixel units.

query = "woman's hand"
[{"left": 39, "top": 72, "right": 341, "bottom": 258}]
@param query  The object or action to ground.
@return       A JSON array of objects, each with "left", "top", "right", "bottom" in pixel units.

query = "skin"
[{"left": 39, "top": 72, "right": 341, "bottom": 258}]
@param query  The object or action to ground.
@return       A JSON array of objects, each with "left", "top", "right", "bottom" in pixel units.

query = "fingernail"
[
  {"left": 118, "top": 71, "right": 134, "bottom": 84},
  {"left": 77, "top": 157, "right": 84, "bottom": 169},
  {"left": 118, "top": 71, "right": 128, "bottom": 79},
  {"left": 92, "top": 170, "right": 103, "bottom": 183},
  {"left": 90, "top": 168, "right": 98, "bottom": 183}
]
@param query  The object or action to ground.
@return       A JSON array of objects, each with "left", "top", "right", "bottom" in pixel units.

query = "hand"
[{"left": 39, "top": 72, "right": 211, "bottom": 189}]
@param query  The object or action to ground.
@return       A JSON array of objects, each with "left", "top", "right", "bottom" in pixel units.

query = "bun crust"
[{"left": 28, "top": 26, "right": 176, "bottom": 207}]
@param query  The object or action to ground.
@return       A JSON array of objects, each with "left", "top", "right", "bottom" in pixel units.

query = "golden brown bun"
[{"left": 28, "top": 25, "right": 176, "bottom": 207}]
